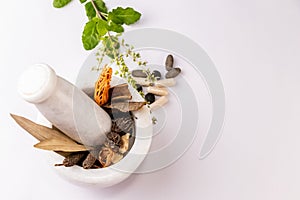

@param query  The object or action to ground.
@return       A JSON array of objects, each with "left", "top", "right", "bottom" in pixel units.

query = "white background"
[{"left": 1, "top": 0, "right": 300, "bottom": 199}]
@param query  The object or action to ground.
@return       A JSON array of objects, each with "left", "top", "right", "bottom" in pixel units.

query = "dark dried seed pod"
[
  {"left": 165, "top": 67, "right": 181, "bottom": 78},
  {"left": 145, "top": 93, "right": 155, "bottom": 104},
  {"left": 152, "top": 70, "right": 162, "bottom": 80},
  {"left": 135, "top": 84, "right": 143, "bottom": 92},
  {"left": 132, "top": 69, "right": 147, "bottom": 78},
  {"left": 165, "top": 54, "right": 174, "bottom": 71}
]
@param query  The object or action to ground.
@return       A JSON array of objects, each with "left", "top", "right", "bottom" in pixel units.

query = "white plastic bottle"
[{"left": 18, "top": 64, "right": 111, "bottom": 147}]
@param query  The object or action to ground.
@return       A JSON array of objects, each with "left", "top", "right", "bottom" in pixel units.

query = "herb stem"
[
  {"left": 106, "top": 31, "right": 119, "bottom": 60},
  {"left": 90, "top": 0, "right": 103, "bottom": 20}
]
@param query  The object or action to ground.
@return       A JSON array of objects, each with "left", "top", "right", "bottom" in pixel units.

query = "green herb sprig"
[
  {"left": 53, "top": 0, "right": 141, "bottom": 51},
  {"left": 53, "top": 0, "right": 158, "bottom": 123},
  {"left": 52, "top": 0, "right": 155, "bottom": 88}
]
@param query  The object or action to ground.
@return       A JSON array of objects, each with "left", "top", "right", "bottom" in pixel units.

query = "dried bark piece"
[
  {"left": 82, "top": 150, "right": 98, "bottom": 169},
  {"left": 98, "top": 147, "right": 115, "bottom": 167},
  {"left": 112, "top": 117, "right": 135, "bottom": 133},
  {"left": 34, "top": 138, "right": 90, "bottom": 152},
  {"left": 94, "top": 65, "right": 112, "bottom": 106},
  {"left": 119, "top": 133, "right": 130, "bottom": 154},
  {"left": 103, "top": 101, "right": 146, "bottom": 112},
  {"left": 109, "top": 83, "right": 132, "bottom": 102},
  {"left": 55, "top": 152, "right": 86, "bottom": 167},
  {"left": 104, "top": 132, "right": 121, "bottom": 152}
]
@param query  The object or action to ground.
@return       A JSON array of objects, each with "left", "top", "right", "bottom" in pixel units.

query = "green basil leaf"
[
  {"left": 94, "top": 0, "right": 108, "bottom": 13},
  {"left": 85, "top": 0, "right": 108, "bottom": 20},
  {"left": 108, "top": 7, "right": 141, "bottom": 25},
  {"left": 108, "top": 22, "right": 124, "bottom": 33},
  {"left": 79, "top": 0, "right": 87, "bottom": 3},
  {"left": 85, "top": 2, "right": 96, "bottom": 20},
  {"left": 53, "top": 0, "right": 72, "bottom": 8},
  {"left": 96, "top": 19, "right": 109, "bottom": 36},
  {"left": 82, "top": 19, "right": 100, "bottom": 50}
]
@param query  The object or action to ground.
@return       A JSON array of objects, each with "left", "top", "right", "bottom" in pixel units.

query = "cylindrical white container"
[{"left": 18, "top": 64, "right": 111, "bottom": 146}]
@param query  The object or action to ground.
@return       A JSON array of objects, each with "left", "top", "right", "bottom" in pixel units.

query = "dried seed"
[
  {"left": 149, "top": 96, "right": 169, "bottom": 111},
  {"left": 147, "top": 86, "right": 168, "bottom": 96},
  {"left": 135, "top": 84, "right": 143, "bottom": 92},
  {"left": 165, "top": 67, "right": 181, "bottom": 79},
  {"left": 145, "top": 93, "right": 155, "bottom": 104},
  {"left": 165, "top": 55, "right": 174, "bottom": 71},
  {"left": 132, "top": 69, "right": 147, "bottom": 78},
  {"left": 152, "top": 70, "right": 161, "bottom": 80}
]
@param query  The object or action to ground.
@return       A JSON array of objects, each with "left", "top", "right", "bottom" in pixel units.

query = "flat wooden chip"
[
  {"left": 10, "top": 114, "right": 73, "bottom": 142},
  {"left": 34, "top": 138, "right": 89, "bottom": 152},
  {"left": 108, "top": 83, "right": 132, "bottom": 102},
  {"left": 11, "top": 114, "right": 88, "bottom": 155}
]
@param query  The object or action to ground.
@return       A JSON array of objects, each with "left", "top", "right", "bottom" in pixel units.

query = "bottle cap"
[{"left": 18, "top": 64, "right": 57, "bottom": 103}]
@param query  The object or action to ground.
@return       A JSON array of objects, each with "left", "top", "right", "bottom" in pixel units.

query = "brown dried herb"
[
  {"left": 119, "top": 133, "right": 130, "bottom": 154},
  {"left": 104, "top": 139, "right": 120, "bottom": 152},
  {"left": 82, "top": 150, "right": 99, "bottom": 169},
  {"left": 103, "top": 101, "right": 146, "bottom": 112},
  {"left": 106, "top": 132, "right": 121, "bottom": 144},
  {"left": 55, "top": 152, "right": 86, "bottom": 167},
  {"left": 112, "top": 117, "right": 135, "bottom": 133},
  {"left": 98, "top": 147, "right": 114, "bottom": 167}
]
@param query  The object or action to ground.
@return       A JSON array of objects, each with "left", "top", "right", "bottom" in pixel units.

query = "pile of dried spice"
[
  {"left": 55, "top": 109, "right": 136, "bottom": 169},
  {"left": 11, "top": 66, "right": 146, "bottom": 169}
]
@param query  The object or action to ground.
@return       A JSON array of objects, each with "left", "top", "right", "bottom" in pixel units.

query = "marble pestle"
[{"left": 18, "top": 64, "right": 111, "bottom": 147}]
